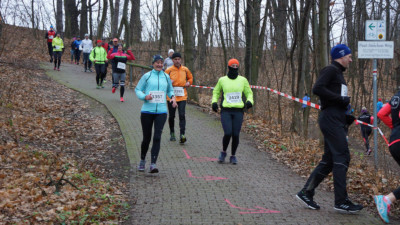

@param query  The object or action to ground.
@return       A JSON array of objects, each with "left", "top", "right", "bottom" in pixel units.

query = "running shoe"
[
  {"left": 374, "top": 195, "right": 390, "bottom": 223},
  {"left": 179, "top": 134, "right": 186, "bottom": 144},
  {"left": 89, "top": 69, "right": 93, "bottom": 72},
  {"left": 170, "top": 132, "right": 176, "bottom": 141},
  {"left": 103, "top": 80, "right": 107, "bottom": 84},
  {"left": 296, "top": 190, "right": 320, "bottom": 210},
  {"left": 218, "top": 151, "right": 227, "bottom": 163},
  {"left": 138, "top": 160, "right": 145, "bottom": 172},
  {"left": 120, "top": 97, "right": 124, "bottom": 102},
  {"left": 149, "top": 163, "right": 159, "bottom": 173},
  {"left": 112, "top": 87, "right": 116, "bottom": 93},
  {"left": 366, "top": 149, "right": 372, "bottom": 156},
  {"left": 229, "top": 156, "right": 237, "bottom": 164},
  {"left": 334, "top": 199, "right": 363, "bottom": 213},
  {"left": 101, "top": 84, "right": 104, "bottom": 88},
  {"left": 96, "top": 85, "right": 100, "bottom": 89}
]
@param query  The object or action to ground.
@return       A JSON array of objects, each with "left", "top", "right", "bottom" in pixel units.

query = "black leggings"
[
  {"left": 389, "top": 140, "right": 400, "bottom": 199},
  {"left": 361, "top": 126, "right": 372, "bottom": 150},
  {"left": 168, "top": 101, "right": 186, "bottom": 135},
  {"left": 75, "top": 49, "right": 81, "bottom": 63},
  {"left": 221, "top": 110, "right": 244, "bottom": 155},
  {"left": 47, "top": 42, "right": 53, "bottom": 58},
  {"left": 140, "top": 113, "right": 167, "bottom": 164},
  {"left": 95, "top": 64, "right": 106, "bottom": 85},
  {"left": 53, "top": 51, "right": 62, "bottom": 68}
]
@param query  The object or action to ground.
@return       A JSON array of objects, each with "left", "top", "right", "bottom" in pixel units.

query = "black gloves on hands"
[
  {"left": 340, "top": 96, "right": 350, "bottom": 108},
  {"left": 345, "top": 115, "right": 356, "bottom": 126},
  {"left": 212, "top": 102, "right": 218, "bottom": 112},
  {"left": 245, "top": 101, "right": 253, "bottom": 109}
]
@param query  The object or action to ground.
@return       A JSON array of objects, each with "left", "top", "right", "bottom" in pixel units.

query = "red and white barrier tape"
[{"left": 189, "top": 83, "right": 389, "bottom": 144}]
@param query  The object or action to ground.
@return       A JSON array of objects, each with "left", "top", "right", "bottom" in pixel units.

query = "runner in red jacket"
[
  {"left": 107, "top": 44, "right": 135, "bottom": 102},
  {"left": 374, "top": 90, "right": 400, "bottom": 223},
  {"left": 45, "top": 25, "right": 56, "bottom": 62}
]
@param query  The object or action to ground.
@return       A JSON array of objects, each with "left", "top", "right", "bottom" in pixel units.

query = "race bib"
[
  {"left": 173, "top": 87, "right": 185, "bottom": 96},
  {"left": 117, "top": 62, "right": 126, "bottom": 70},
  {"left": 341, "top": 84, "right": 348, "bottom": 97},
  {"left": 49, "top": 35, "right": 53, "bottom": 39},
  {"left": 226, "top": 92, "right": 242, "bottom": 104},
  {"left": 149, "top": 91, "right": 165, "bottom": 103},
  {"left": 55, "top": 46, "right": 60, "bottom": 50}
]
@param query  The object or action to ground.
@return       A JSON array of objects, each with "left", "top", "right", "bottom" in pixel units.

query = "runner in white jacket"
[{"left": 80, "top": 34, "right": 93, "bottom": 72}]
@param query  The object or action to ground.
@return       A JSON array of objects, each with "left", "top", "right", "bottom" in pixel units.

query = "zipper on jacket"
[{"left": 156, "top": 71, "right": 159, "bottom": 113}]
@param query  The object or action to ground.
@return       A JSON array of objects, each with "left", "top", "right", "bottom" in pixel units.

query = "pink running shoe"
[
  {"left": 112, "top": 87, "right": 116, "bottom": 93},
  {"left": 120, "top": 97, "right": 124, "bottom": 102}
]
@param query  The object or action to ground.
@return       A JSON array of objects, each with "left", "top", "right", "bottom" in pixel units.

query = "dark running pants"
[
  {"left": 75, "top": 49, "right": 81, "bottom": 63},
  {"left": 140, "top": 113, "right": 167, "bottom": 164},
  {"left": 83, "top": 53, "right": 92, "bottom": 70},
  {"left": 301, "top": 107, "right": 350, "bottom": 205},
  {"left": 360, "top": 126, "right": 372, "bottom": 151},
  {"left": 389, "top": 136, "right": 400, "bottom": 199},
  {"left": 168, "top": 101, "right": 186, "bottom": 135},
  {"left": 95, "top": 64, "right": 106, "bottom": 85},
  {"left": 221, "top": 110, "right": 244, "bottom": 156},
  {"left": 53, "top": 51, "right": 62, "bottom": 68},
  {"left": 47, "top": 42, "right": 53, "bottom": 59}
]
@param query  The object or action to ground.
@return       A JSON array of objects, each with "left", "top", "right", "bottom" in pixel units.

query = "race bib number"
[
  {"left": 226, "top": 92, "right": 242, "bottom": 104},
  {"left": 173, "top": 87, "right": 185, "bottom": 97},
  {"left": 55, "top": 46, "right": 60, "bottom": 50},
  {"left": 341, "top": 84, "right": 348, "bottom": 97},
  {"left": 49, "top": 35, "right": 53, "bottom": 39},
  {"left": 117, "top": 62, "right": 126, "bottom": 70},
  {"left": 149, "top": 91, "right": 165, "bottom": 103}
]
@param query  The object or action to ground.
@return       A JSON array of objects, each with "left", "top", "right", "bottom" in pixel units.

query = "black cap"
[{"left": 172, "top": 52, "right": 182, "bottom": 59}]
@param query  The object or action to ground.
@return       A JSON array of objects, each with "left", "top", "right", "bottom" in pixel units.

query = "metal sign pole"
[{"left": 373, "top": 59, "right": 378, "bottom": 170}]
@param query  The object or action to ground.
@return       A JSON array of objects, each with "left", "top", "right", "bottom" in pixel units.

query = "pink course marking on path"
[
  {"left": 225, "top": 199, "right": 281, "bottom": 214},
  {"left": 183, "top": 149, "right": 218, "bottom": 162},
  {"left": 187, "top": 170, "right": 228, "bottom": 181}
]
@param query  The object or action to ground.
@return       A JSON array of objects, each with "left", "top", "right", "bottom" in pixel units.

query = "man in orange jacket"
[{"left": 165, "top": 52, "right": 193, "bottom": 143}]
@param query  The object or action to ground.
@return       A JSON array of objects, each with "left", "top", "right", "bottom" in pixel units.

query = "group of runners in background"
[{"left": 46, "top": 25, "right": 399, "bottom": 223}]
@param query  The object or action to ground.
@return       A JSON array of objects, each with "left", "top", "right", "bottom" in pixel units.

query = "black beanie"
[{"left": 172, "top": 52, "right": 182, "bottom": 59}]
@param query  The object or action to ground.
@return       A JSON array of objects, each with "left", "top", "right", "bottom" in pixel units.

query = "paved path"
[{"left": 44, "top": 62, "right": 381, "bottom": 225}]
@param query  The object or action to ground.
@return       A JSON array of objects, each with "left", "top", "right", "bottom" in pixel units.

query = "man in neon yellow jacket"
[
  {"left": 211, "top": 58, "right": 254, "bottom": 164},
  {"left": 90, "top": 40, "right": 108, "bottom": 88},
  {"left": 52, "top": 32, "right": 64, "bottom": 71}
]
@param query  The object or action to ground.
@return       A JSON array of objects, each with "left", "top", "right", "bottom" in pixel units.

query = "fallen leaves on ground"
[{"left": 0, "top": 57, "right": 130, "bottom": 224}]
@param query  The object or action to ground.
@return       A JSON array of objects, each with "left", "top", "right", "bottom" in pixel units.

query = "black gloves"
[
  {"left": 345, "top": 115, "right": 356, "bottom": 126},
  {"left": 245, "top": 101, "right": 253, "bottom": 109},
  {"left": 212, "top": 102, "right": 218, "bottom": 112},
  {"left": 340, "top": 96, "right": 350, "bottom": 107}
]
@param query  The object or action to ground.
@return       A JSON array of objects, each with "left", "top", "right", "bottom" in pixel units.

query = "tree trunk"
[
  {"left": 56, "top": 0, "right": 63, "bottom": 32},
  {"left": 64, "top": 0, "right": 80, "bottom": 38},
  {"left": 271, "top": 0, "right": 288, "bottom": 60},
  {"left": 195, "top": 0, "right": 214, "bottom": 70},
  {"left": 110, "top": 0, "right": 120, "bottom": 38},
  {"left": 217, "top": 0, "right": 227, "bottom": 69},
  {"left": 97, "top": 0, "right": 108, "bottom": 39},
  {"left": 234, "top": 0, "right": 239, "bottom": 49},
  {"left": 117, "top": 0, "right": 129, "bottom": 39},
  {"left": 129, "top": 0, "right": 141, "bottom": 44},
  {"left": 80, "top": 0, "right": 88, "bottom": 38},
  {"left": 178, "top": 0, "right": 197, "bottom": 102},
  {"left": 160, "top": 0, "right": 173, "bottom": 49}
]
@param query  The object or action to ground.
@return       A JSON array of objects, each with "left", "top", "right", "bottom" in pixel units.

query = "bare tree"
[
  {"left": 129, "top": 0, "right": 141, "bottom": 44},
  {"left": 97, "top": 0, "right": 108, "bottom": 38},
  {"left": 195, "top": 0, "right": 215, "bottom": 70},
  {"left": 110, "top": 0, "right": 120, "bottom": 38},
  {"left": 55, "top": 0, "right": 63, "bottom": 32},
  {"left": 216, "top": 0, "right": 227, "bottom": 69},
  {"left": 80, "top": 0, "right": 88, "bottom": 37},
  {"left": 64, "top": 0, "right": 80, "bottom": 38}
]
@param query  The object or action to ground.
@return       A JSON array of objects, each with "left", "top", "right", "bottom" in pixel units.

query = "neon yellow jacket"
[
  {"left": 89, "top": 46, "right": 107, "bottom": 64},
  {"left": 52, "top": 37, "right": 64, "bottom": 52},
  {"left": 212, "top": 75, "right": 254, "bottom": 108}
]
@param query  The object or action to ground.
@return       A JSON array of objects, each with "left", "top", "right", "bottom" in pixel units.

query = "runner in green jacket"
[
  {"left": 52, "top": 33, "right": 64, "bottom": 71},
  {"left": 211, "top": 58, "right": 254, "bottom": 164},
  {"left": 89, "top": 40, "right": 108, "bottom": 88}
]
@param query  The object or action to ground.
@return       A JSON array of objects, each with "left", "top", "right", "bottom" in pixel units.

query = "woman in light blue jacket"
[{"left": 135, "top": 55, "right": 177, "bottom": 173}]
